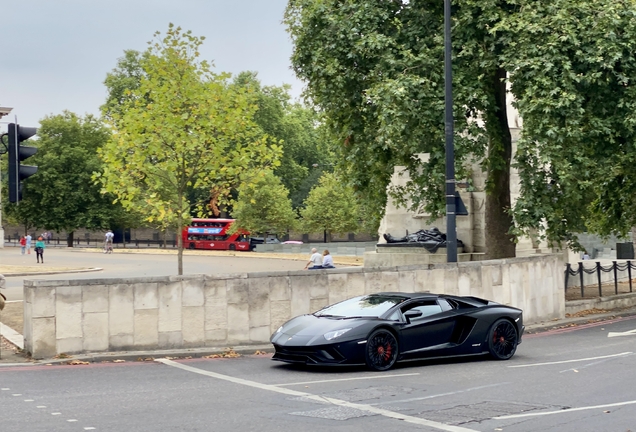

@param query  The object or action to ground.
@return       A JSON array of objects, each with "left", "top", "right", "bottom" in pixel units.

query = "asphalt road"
[
  {"left": 2, "top": 315, "right": 636, "bottom": 431},
  {"left": 0, "top": 247, "right": 306, "bottom": 301}
]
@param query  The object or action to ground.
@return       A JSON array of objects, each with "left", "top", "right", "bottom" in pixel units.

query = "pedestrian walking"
[
  {"left": 25, "top": 234, "right": 32, "bottom": 254},
  {"left": 19, "top": 236, "right": 26, "bottom": 255},
  {"left": 35, "top": 236, "right": 46, "bottom": 263},
  {"left": 104, "top": 230, "right": 114, "bottom": 253}
]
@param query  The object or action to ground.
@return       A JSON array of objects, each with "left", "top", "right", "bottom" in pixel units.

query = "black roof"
[{"left": 371, "top": 292, "right": 440, "bottom": 299}]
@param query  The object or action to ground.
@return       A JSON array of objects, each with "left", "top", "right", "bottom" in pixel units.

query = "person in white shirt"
[
  {"left": 321, "top": 250, "right": 335, "bottom": 269},
  {"left": 304, "top": 248, "right": 323, "bottom": 269},
  {"left": 104, "top": 230, "right": 114, "bottom": 251}
]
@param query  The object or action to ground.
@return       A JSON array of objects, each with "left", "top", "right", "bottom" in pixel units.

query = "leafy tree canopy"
[
  {"left": 300, "top": 172, "right": 360, "bottom": 238},
  {"left": 286, "top": 0, "right": 636, "bottom": 254},
  {"left": 98, "top": 24, "right": 281, "bottom": 274},
  {"left": 4, "top": 111, "right": 124, "bottom": 244},
  {"left": 232, "top": 71, "right": 335, "bottom": 208},
  {"left": 231, "top": 170, "right": 298, "bottom": 236}
]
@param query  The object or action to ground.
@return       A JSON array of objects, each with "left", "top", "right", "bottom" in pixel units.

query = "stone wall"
[{"left": 23, "top": 254, "right": 564, "bottom": 359}]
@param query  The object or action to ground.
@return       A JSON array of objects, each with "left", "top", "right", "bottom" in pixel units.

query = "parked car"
[
  {"left": 249, "top": 236, "right": 281, "bottom": 245},
  {"left": 271, "top": 292, "right": 523, "bottom": 371}
]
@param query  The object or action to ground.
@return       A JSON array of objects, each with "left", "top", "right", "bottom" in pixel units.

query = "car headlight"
[{"left": 324, "top": 328, "right": 352, "bottom": 341}]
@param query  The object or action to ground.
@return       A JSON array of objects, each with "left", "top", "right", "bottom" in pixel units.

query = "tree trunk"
[
  {"left": 67, "top": 231, "right": 74, "bottom": 248},
  {"left": 177, "top": 196, "right": 184, "bottom": 276},
  {"left": 484, "top": 68, "right": 516, "bottom": 260}
]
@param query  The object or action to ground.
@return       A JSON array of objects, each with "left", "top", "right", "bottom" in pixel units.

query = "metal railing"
[
  {"left": 565, "top": 261, "right": 635, "bottom": 298},
  {"left": 3, "top": 236, "right": 178, "bottom": 248}
]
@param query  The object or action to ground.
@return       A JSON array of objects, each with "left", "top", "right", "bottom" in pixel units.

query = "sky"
[{"left": 0, "top": 0, "right": 303, "bottom": 129}]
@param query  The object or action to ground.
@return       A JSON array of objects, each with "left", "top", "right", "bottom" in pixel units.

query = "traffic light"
[{"left": 7, "top": 122, "right": 38, "bottom": 203}]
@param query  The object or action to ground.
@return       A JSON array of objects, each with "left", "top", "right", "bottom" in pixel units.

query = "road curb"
[
  {"left": 525, "top": 307, "right": 636, "bottom": 333},
  {"left": 0, "top": 344, "right": 274, "bottom": 367},
  {"left": 0, "top": 267, "right": 103, "bottom": 277}
]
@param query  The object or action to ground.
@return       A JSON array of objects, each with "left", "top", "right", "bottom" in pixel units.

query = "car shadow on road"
[{"left": 270, "top": 353, "right": 494, "bottom": 374}]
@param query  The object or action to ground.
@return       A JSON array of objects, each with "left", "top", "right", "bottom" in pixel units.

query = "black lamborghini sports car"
[{"left": 271, "top": 292, "right": 523, "bottom": 371}]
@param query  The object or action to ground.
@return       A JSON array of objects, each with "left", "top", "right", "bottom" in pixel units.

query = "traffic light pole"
[{"left": 0, "top": 109, "right": 13, "bottom": 248}]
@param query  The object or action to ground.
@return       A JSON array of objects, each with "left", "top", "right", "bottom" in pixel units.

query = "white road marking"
[
  {"left": 559, "top": 353, "right": 635, "bottom": 374},
  {"left": 156, "top": 358, "right": 478, "bottom": 432},
  {"left": 52, "top": 412, "right": 61, "bottom": 415},
  {"left": 24, "top": 399, "right": 34, "bottom": 402},
  {"left": 36, "top": 406, "right": 46, "bottom": 408},
  {"left": 1, "top": 388, "right": 9, "bottom": 391},
  {"left": 494, "top": 400, "right": 636, "bottom": 420},
  {"left": 508, "top": 352, "right": 632, "bottom": 368},
  {"left": 608, "top": 329, "right": 636, "bottom": 338},
  {"left": 12, "top": 394, "right": 22, "bottom": 396},
  {"left": 84, "top": 428, "right": 96, "bottom": 430},
  {"left": 372, "top": 383, "right": 508, "bottom": 405},
  {"left": 67, "top": 419, "right": 78, "bottom": 422},
  {"left": 274, "top": 372, "right": 420, "bottom": 387}
]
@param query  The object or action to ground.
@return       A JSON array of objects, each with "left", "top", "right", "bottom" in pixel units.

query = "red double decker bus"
[{"left": 182, "top": 218, "right": 251, "bottom": 251}]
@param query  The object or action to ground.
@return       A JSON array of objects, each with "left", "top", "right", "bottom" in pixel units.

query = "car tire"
[
  {"left": 365, "top": 329, "right": 399, "bottom": 371},
  {"left": 229, "top": 244, "right": 236, "bottom": 251},
  {"left": 487, "top": 318, "right": 518, "bottom": 360},
  {"left": 188, "top": 243, "right": 195, "bottom": 250}
]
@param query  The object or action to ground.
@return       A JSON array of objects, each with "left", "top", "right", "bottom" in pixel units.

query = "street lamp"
[{"left": 444, "top": 0, "right": 458, "bottom": 263}]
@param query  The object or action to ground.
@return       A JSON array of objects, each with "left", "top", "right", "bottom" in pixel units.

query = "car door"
[{"left": 398, "top": 299, "right": 457, "bottom": 354}]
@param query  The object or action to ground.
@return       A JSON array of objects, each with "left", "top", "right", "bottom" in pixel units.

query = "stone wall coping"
[{"left": 23, "top": 254, "right": 563, "bottom": 289}]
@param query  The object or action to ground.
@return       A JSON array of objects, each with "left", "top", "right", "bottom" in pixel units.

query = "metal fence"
[
  {"left": 3, "top": 236, "right": 178, "bottom": 248},
  {"left": 565, "top": 261, "right": 635, "bottom": 298}
]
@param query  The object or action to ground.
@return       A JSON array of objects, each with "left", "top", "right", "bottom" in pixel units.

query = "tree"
[
  {"left": 300, "top": 172, "right": 359, "bottom": 241},
  {"left": 98, "top": 24, "right": 281, "bottom": 274},
  {"left": 101, "top": 49, "right": 148, "bottom": 126},
  {"left": 4, "top": 112, "right": 122, "bottom": 246},
  {"left": 231, "top": 171, "right": 298, "bottom": 236},
  {"left": 499, "top": 1, "right": 636, "bottom": 247},
  {"left": 285, "top": 0, "right": 636, "bottom": 256},
  {"left": 231, "top": 72, "right": 335, "bottom": 209}
]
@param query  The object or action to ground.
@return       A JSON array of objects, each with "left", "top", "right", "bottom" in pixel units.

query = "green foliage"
[
  {"left": 498, "top": 0, "right": 636, "bottom": 245},
  {"left": 286, "top": 0, "right": 636, "bottom": 251},
  {"left": 300, "top": 172, "right": 360, "bottom": 237},
  {"left": 231, "top": 72, "right": 334, "bottom": 208},
  {"left": 98, "top": 24, "right": 281, "bottom": 273},
  {"left": 4, "top": 111, "right": 123, "bottom": 234},
  {"left": 231, "top": 170, "right": 298, "bottom": 235},
  {"left": 101, "top": 50, "right": 149, "bottom": 126}
]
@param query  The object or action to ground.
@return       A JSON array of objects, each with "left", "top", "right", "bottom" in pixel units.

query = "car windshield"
[{"left": 314, "top": 295, "right": 406, "bottom": 318}]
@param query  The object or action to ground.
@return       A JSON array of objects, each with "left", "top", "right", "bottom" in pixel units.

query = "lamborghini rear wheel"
[
  {"left": 488, "top": 319, "right": 518, "bottom": 360},
  {"left": 365, "top": 329, "right": 399, "bottom": 371}
]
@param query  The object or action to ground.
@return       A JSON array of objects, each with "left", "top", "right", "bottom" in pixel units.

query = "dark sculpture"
[{"left": 382, "top": 227, "right": 463, "bottom": 254}]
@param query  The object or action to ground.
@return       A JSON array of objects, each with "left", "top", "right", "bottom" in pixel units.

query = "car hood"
[{"left": 271, "top": 314, "right": 374, "bottom": 346}]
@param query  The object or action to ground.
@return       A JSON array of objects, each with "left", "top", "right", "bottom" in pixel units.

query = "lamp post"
[{"left": 444, "top": 0, "right": 458, "bottom": 263}]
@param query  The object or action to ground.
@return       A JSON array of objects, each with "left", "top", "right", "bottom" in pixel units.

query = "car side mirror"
[{"left": 404, "top": 310, "right": 423, "bottom": 323}]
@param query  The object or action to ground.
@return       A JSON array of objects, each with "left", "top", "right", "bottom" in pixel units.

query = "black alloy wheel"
[
  {"left": 365, "top": 329, "right": 399, "bottom": 371},
  {"left": 488, "top": 319, "right": 518, "bottom": 360},
  {"left": 188, "top": 243, "right": 195, "bottom": 250}
]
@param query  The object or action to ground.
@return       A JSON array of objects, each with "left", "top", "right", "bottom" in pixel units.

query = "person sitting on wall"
[
  {"left": 321, "top": 250, "right": 335, "bottom": 269},
  {"left": 304, "top": 248, "right": 323, "bottom": 270}
]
